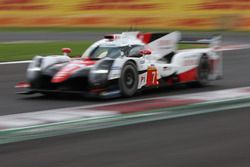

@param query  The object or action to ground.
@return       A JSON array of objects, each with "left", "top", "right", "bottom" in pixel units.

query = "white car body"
[
  {"left": 86, "top": 31, "right": 222, "bottom": 89},
  {"left": 20, "top": 31, "right": 223, "bottom": 98}
]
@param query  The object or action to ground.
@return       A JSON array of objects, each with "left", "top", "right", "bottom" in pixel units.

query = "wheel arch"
[{"left": 125, "top": 59, "right": 138, "bottom": 70}]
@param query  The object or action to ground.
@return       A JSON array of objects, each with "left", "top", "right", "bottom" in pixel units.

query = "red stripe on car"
[
  {"left": 51, "top": 65, "right": 81, "bottom": 83},
  {"left": 178, "top": 68, "right": 197, "bottom": 82},
  {"left": 51, "top": 58, "right": 96, "bottom": 83}
]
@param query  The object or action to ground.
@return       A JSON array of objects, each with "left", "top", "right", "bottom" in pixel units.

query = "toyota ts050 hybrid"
[{"left": 16, "top": 31, "right": 223, "bottom": 98}]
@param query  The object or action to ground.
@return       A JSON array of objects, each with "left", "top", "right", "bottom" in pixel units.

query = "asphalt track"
[
  {"left": 0, "top": 32, "right": 250, "bottom": 166},
  {"left": 1, "top": 107, "right": 250, "bottom": 167},
  {"left": 0, "top": 48, "right": 250, "bottom": 115}
]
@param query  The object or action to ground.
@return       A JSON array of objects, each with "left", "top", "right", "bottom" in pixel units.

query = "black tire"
[
  {"left": 119, "top": 61, "right": 138, "bottom": 97},
  {"left": 196, "top": 55, "right": 210, "bottom": 86},
  {"left": 187, "top": 55, "right": 210, "bottom": 87}
]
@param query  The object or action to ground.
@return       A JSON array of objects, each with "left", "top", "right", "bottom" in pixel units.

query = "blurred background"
[
  {"left": 1, "top": 1, "right": 250, "bottom": 167},
  {"left": 0, "top": 0, "right": 249, "bottom": 31}
]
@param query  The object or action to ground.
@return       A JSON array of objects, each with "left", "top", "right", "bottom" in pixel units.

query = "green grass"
[
  {"left": 0, "top": 41, "right": 208, "bottom": 62},
  {"left": 0, "top": 41, "right": 93, "bottom": 62},
  {"left": 178, "top": 43, "right": 208, "bottom": 50}
]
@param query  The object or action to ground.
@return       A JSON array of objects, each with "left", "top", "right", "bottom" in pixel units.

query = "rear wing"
[
  {"left": 146, "top": 31, "right": 181, "bottom": 57},
  {"left": 179, "top": 35, "right": 222, "bottom": 49}
]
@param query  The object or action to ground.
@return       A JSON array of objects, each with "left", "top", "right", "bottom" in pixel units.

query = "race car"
[{"left": 16, "top": 31, "right": 223, "bottom": 98}]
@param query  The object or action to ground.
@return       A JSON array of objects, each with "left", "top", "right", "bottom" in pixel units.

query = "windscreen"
[{"left": 87, "top": 46, "right": 125, "bottom": 60}]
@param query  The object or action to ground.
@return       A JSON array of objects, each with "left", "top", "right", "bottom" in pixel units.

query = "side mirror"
[
  {"left": 62, "top": 48, "right": 72, "bottom": 56},
  {"left": 139, "top": 49, "right": 152, "bottom": 55}
]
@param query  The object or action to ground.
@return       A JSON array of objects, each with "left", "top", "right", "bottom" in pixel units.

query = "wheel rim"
[{"left": 124, "top": 69, "right": 135, "bottom": 88}]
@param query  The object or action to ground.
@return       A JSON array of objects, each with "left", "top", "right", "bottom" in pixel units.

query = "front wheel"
[{"left": 119, "top": 62, "right": 138, "bottom": 97}]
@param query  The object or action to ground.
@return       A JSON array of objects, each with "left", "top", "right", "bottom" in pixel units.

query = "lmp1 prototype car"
[{"left": 16, "top": 31, "right": 223, "bottom": 98}]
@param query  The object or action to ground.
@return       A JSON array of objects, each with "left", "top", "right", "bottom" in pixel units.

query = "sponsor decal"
[{"left": 140, "top": 75, "right": 146, "bottom": 83}]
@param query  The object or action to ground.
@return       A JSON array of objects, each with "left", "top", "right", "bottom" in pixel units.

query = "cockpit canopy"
[
  {"left": 82, "top": 46, "right": 127, "bottom": 60},
  {"left": 82, "top": 44, "right": 146, "bottom": 60}
]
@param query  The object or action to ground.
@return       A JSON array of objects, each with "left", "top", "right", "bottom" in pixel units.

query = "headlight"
[
  {"left": 92, "top": 69, "right": 109, "bottom": 74},
  {"left": 89, "top": 59, "right": 114, "bottom": 85}
]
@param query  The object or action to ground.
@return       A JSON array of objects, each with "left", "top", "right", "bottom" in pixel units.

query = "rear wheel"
[
  {"left": 187, "top": 55, "right": 210, "bottom": 87},
  {"left": 196, "top": 55, "right": 210, "bottom": 86},
  {"left": 119, "top": 62, "right": 138, "bottom": 97}
]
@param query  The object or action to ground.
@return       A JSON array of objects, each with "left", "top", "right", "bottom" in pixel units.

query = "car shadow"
[{"left": 19, "top": 83, "right": 223, "bottom": 103}]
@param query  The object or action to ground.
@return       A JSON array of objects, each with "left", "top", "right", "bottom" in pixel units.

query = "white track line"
[
  {"left": 0, "top": 40, "right": 63, "bottom": 44},
  {"left": 0, "top": 60, "right": 32, "bottom": 65}
]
